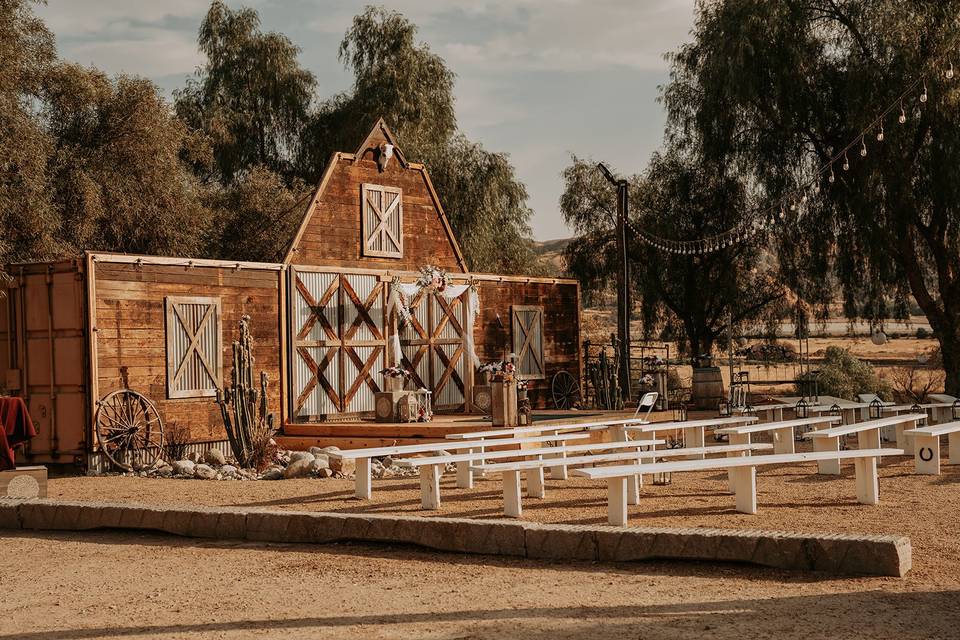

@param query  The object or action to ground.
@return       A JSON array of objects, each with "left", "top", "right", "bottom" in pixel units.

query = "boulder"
[
  {"left": 315, "top": 467, "right": 333, "bottom": 478},
  {"left": 283, "top": 458, "right": 313, "bottom": 479},
  {"left": 328, "top": 454, "right": 355, "bottom": 476},
  {"left": 171, "top": 460, "right": 195, "bottom": 476},
  {"left": 204, "top": 449, "right": 227, "bottom": 466},
  {"left": 308, "top": 457, "right": 329, "bottom": 474},
  {"left": 261, "top": 467, "right": 283, "bottom": 481},
  {"left": 220, "top": 465, "right": 238, "bottom": 478},
  {"left": 194, "top": 464, "right": 217, "bottom": 480},
  {"left": 288, "top": 451, "right": 315, "bottom": 464},
  {"left": 186, "top": 451, "right": 201, "bottom": 463}
]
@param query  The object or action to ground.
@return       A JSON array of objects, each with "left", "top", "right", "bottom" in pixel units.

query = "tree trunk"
[{"left": 938, "top": 329, "right": 960, "bottom": 397}]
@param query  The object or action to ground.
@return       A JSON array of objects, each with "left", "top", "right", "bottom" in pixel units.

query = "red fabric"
[{"left": 0, "top": 397, "right": 37, "bottom": 471}]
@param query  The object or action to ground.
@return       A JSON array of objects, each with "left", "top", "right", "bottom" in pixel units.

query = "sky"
[{"left": 35, "top": 0, "right": 698, "bottom": 241}]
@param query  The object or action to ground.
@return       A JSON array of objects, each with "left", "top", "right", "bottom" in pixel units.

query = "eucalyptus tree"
[
  {"left": 175, "top": 0, "right": 315, "bottom": 185},
  {"left": 562, "top": 151, "right": 784, "bottom": 357},
  {"left": 665, "top": 0, "right": 960, "bottom": 392}
]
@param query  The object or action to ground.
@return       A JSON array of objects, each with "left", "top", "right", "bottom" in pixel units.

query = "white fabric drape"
[{"left": 386, "top": 280, "right": 480, "bottom": 369}]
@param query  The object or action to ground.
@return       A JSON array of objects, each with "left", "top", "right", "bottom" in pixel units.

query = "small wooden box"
[
  {"left": 0, "top": 466, "right": 47, "bottom": 499},
  {"left": 491, "top": 375, "right": 518, "bottom": 427},
  {"left": 374, "top": 391, "right": 408, "bottom": 422}
]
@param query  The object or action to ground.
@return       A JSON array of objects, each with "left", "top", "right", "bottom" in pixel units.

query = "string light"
[
  {"left": 947, "top": 62, "right": 955, "bottom": 79},
  {"left": 899, "top": 99, "right": 907, "bottom": 123},
  {"left": 920, "top": 80, "right": 928, "bottom": 103},
  {"left": 877, "top": 122, "right": 884, "bottom": 141},
  {"left": 860, "top": 137, "right": 868, "bottom": 157}
]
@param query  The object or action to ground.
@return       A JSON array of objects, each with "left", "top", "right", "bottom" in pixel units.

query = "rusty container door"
[{"left": 1, "top": 261, "right": 89, "bottom": 464}]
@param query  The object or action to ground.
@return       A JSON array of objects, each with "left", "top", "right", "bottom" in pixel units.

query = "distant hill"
[{"left": 533, "top": 238, "right": 571, "bottom": 277}]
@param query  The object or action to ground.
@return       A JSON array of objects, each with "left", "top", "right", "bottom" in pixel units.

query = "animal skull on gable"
[{"left": 377, "top": 143, "right": 394, "bottom": 171}]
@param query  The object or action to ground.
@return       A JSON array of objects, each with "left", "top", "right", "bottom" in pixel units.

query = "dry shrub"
[
  {"left": 163, "top": 422, "right": 190, "bottom": 462},
  {"left": 890, "top": 348, "right": 945, "bottom": 403},
  {"left": 246, "top": 420, "right": 278, "bottom": 471}
]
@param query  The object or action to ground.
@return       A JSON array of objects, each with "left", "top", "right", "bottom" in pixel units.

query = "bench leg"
[
  {"left": 526, "top": 463, "right": 545, "bottom": 499},
  {"left": 355, "top": 458, "right": 372, "bottom": 499},
  {"left": 913, "top": 434, "right": 941, "bottom": 475},
  {"left": 504, "top": 469, "right": 523, "bottom": 517},
  {"left": 546, "top": 430, "right": 568, "bottom": 479},
  {"left": 727, "top": 433, "right": 750, "bottom": 492},
  {"left": 858, "top": 428, "right": 880, "bottom": 451},
  {"left": 732, "top": 466, "right": 756, "bottom": 514},
  {"left": 456, "top": 459, "right": 474, "bottom": 489},
  {"left": 895, "top": 423, "right": 908, "bottom": 453},
  {"left": 607, "top": 477, "right": 628, "bottom": 526},
  {"left": 474, "top": 444, "right": 487, "bottom": 478},
  {"left": 683, "top": 426, "right": 705, "bottom": 459},
  {"left": 773, "top": 426, "right": 795, "bottom": 454},
  {"left": 949, "top": 432, "right": 960, "bottom": 465},
  {"left": 419, "top": 464, "right": 441, "bottom": 510},
  {"left": 813, "top": 436, "right": 841, "bottom": 475},
  {"left": 626, "top": 472, "right": 641, "bottom": 506},
  {"left": 854, "top": 457, "right": 879, "bottom": 505}
]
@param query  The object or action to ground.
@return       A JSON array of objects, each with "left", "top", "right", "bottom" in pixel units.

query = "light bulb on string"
[
  {"left": 860, "top": 137, "right": 867, "bottom": 157},
  {"left": 899, "top": 100, "right": 907, "bottom": 123},
  {"left": 920, "top": 80, "right": 928, "bottom": 103},
  {"left": 828, "top": 167, "right": 836, "bottom": 183},
  {"left": 877, "top": 122, "right": 884, "bottom": 142},
  {"left": 947, "top": 62, "right": 955, "bottom": 80},
  {"left": 842, "top": 152, "right": 850, "bottom": 171}
]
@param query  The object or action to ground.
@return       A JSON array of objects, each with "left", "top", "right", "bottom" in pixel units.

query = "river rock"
[
  {"left": 220, "top": 464, "right": 238, "bottom": 478},
  {"left": 261, "top": 466, "right": 283, "bottom": 480},
  {"left": 315, "top": 467, "right": 333, "bottom": 478},
  {"left": 283, "top": 458, "right": 313, "bottom": 479},
  {"left": 172, "top": 460, "right": 195, "bottom": 476},
  {"left": 309, "top": 457, "right": 329, "bottom": 474},
  {"left": 289, "top": 451, "right": 315, "bottom": 464},
  {"left": 194, "top": 464, "right": 217, "bottom": 480},
  {"left": 186, "top": 451, "right": 201, "bottom": 463},
  {"left": 204, "top": 449, "right": 227, "bottom": 466}
]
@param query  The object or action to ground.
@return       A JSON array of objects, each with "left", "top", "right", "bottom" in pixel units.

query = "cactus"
[{"left": 216, "top": 316, "right": 275, "bottom": 468}]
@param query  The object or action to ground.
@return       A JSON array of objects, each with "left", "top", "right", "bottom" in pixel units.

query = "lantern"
[
  {"left": 795, "top": 398, "right": 809, "bottom": 419},
  {"left": 652, "top": 458, "right": 672, "bottom": 485},
  {"left": 869, "top": 398, "right": 884, "bottom": 420},
  {"left": 673, "top": 403, "right": 688, "bottom": 422},
  {"left": 911, "top": 403, "right": 927, "bottom": 427}
]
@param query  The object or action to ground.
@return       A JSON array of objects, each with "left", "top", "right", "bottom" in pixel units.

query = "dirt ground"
[{"left": 3, "top": 452, "right": 960, "bottom": 639}]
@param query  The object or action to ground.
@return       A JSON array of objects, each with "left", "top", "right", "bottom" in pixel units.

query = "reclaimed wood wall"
[
  {"left": 92, "top": 262, "right": 283, "bottom": 443},
  {"left": 287, "top": 128, "right": 465, "bottom": 273},
  {"left": 473, "top": 279, "right": 582, "bottom": 409}
]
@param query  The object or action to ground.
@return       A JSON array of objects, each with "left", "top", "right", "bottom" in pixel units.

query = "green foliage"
[
  {"left": 667, "top": 0, "right": 960, "bottom": 393},
  {"left": 797, "top": 346, "right": 890, "bottom": 400},
  {"left": 562, "top": 151, "right": 785, "bottom": 356},
  {"left": 174, "top": 1, "right": 315, "bottom": 185}
]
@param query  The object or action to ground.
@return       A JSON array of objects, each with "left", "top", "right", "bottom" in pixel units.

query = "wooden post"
[
  {"left": 526, "top": 462, "right": 545, "bottom": 499},
  {"left": 420, "top": 463, "right": 441, "bottom": 510},
  {"left": 858, "top": 428, "right": 881, "bottom": 451},
  {"left": 727, "top": 432, "right": 750, "bottom": 492},
  {"left": 545, "top": 429, "right": 568, "bottom": 480},
  {"left": 455, "top": 459, "right": 474, "bottom": 489},
  {"left": 913, "top": 434, "right": 941, "bottom": 475},
  {"left": 607, "top": 477, "right": 628, "bottom": 526},
  {"left": 813, "top": 437, "right": 841, "bottom": 475},
  {"left": 504, "top": 469, "right": 523, "bottom": 517},
  {"left": 732, "top": 466, "right": 757, "bottom": 514},
  {"left": 683, "top": 426, "right": 705, "bottom": 459},
  {"left": 950, "top": 432, "right": 960, "bottom": 465},
  {"left": 854, "top": 456, "right": 879, "bottom": 504},
  {"left": 355, "top": 458, "right": 372, "bottom": 499},
  {"left": 773, "top": 426, "right": 795, "bottom": 454}
]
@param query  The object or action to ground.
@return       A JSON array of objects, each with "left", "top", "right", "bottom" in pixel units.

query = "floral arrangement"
[
  {"left": 517, "top": 380, "right": 529, "bottom": 391},
  {"left": 640, "top": 374, "right": 655, "bottom": 386},
  {"left": 416, "top": 265, "right": 449, "bottom": 293},
  {"left": 479, "top": 360, "right": 516, "bottom": 375},
  {"left": 379, "top": 365, "right": 412, "bottom": 379},
  {"left": 642, "top": 356, "right": 667, "bottom": 368}
]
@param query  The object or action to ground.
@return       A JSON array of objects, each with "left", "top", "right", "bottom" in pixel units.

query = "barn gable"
[{"left": 284, "top": 118, "right": 467, "bottom": 273}]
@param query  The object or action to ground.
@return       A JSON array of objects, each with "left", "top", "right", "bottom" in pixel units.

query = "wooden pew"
[
  {"left": 715, "top": 415, "right": 842, "bottom": 455},
  {"left": 802, "top": 413, "right": 926, "bottom": 474},
  {"left": 572, "top": 448, "right": 903, "bottom": 525},
  {"left": 904, "top": 420, "right": 960, "bottom": 475},
  {"left": 472, "top": 443, "right": 773, "bottom": 517}
]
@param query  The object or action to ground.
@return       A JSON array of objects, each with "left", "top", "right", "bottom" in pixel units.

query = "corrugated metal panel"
[
  {"left": 295, "top": 271, "right": 338, "bottom": 343},
  {"left": 400, "top": 293, "right": 428, "bottom": 341},
  {"left": 343, "top": 274, "right": 382, "bottom": 342},
  {"left": 296, "top": 346, "right": 339, "bottom": 417},
  {"left": 167, "top": 298, "right": 220, "bottom": 397},
  {"left": 384, "top": 190, "right": 401, "bottom": 253},
  {"left": 434, "top": 294, "right": 465, "bottom": 340},
  {"left": 402, "top": 344, "right": 430, "bottom": 391},
  {"left": 343, "top": 346, "right": 381, "bottom": 413},
  {"left": 513, "top": 309, "right": 544, "bottom": 378},
  {"left": 432, "top": 344, "right": 464, "bottom": 407}
]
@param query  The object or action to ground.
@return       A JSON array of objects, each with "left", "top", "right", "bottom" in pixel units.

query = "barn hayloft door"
[
  {"left": 399, "top": 290, "right": 469, "bottom": 411},
  {"left": 289, "top": 268, "right": 386, "bottom": 420}
]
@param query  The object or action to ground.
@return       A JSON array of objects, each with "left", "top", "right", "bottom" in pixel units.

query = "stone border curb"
[{"left": 0, "top": 499, "right": 910, "bottom": 576}]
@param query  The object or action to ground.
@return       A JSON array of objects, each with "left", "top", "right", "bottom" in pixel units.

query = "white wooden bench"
[
  {"left": 395, "top": 438, "right": 663, "bottom": 510},
  {"left": 802, "top": 413, "right": 926, "bottom": 474},
  {"left": 573, "top": 448, "right": 903, "bottom": 525},
  {"left": 446, "top": 417, "right": 652, "bottom": 480},
  {"left": 715, "top": 415, "right": 841, "bottom": 455},
  {"left": 328, "top": 432, "right": 592, "bottom": 499},
  {"left": 473, "top": 443, "right": 772, "bottom": 517},
  {"left": 622, "top": 415, "right": 759, "bottom": 458},
  {"left": 904, "top": 420, "right": 960, "bottom": 475},
  {"left": 737, "top": 403, "right": 790, "bottom": 423}
]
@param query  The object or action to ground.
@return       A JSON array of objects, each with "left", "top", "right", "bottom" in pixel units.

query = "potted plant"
[{"left": 379, "top": 365, "right": 411, "bottom": 393}]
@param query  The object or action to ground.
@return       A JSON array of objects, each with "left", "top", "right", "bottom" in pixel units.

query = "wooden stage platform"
[{"left": 276, "top": 409, "right": 680, "bottom": 450}]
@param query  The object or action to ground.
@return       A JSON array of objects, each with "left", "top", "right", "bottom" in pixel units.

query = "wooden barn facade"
[{"left": 0, "top": 119, "right": 581, "bottom": 467}]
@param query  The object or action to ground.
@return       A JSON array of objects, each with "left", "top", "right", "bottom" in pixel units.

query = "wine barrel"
[{"left": 691, "top": 366, "right": 725, "bottom": 410}]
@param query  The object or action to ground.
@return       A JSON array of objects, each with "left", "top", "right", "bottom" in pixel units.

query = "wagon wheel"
[
  {"left": 551, "top": 370, "right": 581, "bottom": 410},
  {"left": 95, "top": 390, "right": 164, "bottom": 471}
]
